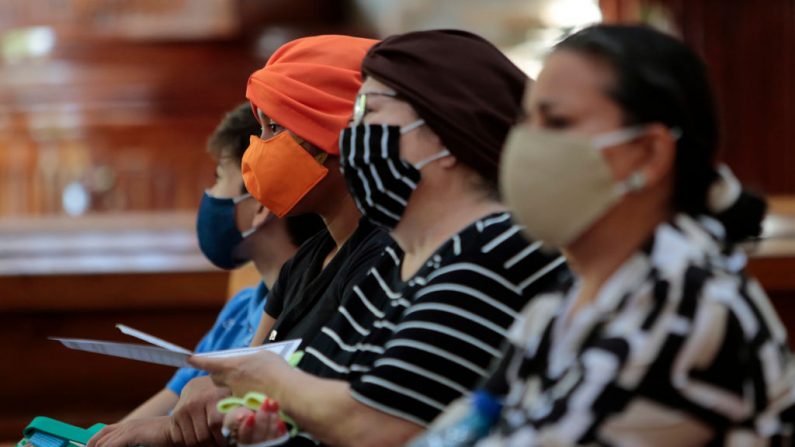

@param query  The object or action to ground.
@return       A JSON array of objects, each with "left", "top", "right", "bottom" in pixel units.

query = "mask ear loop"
[
  {"left": 232, "top": 192, "right": 252, "bottom": 204},
  {"left": 400, "top": 119, "right": 425, "bottom": 135},
  {"left": 414, "top": 149, "right": 452, "bottom": 170},
  {"left": 592, "top": 126, "right": 648, "bottom": 150},
  {"left": 232, "top": 193, "right": 264, "bottom": 239},
  {"left": 614, "top": 171, "right": 648, "bottom": 197},
  {"left": 603, "top": 126, "right": 683, "bottom": 197}
]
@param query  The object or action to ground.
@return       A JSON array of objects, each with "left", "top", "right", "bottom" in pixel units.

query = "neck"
[
  {"left": 393, "top": 185, "right": 504, "bottom": 261},
  {"left": 316, "top": 193, "right": 361, "bottom": 250},
  {"left": 252, "top": 258, "right": 282, "bottom": 289},
  {"left": 564, "top": 194, "right": 672, "bottom": 291},
  {"left": 249, "top": 232, "right": 298, "bottom": 288}
]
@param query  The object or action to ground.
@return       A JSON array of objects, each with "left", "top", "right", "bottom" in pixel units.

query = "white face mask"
[{"left": 499, "top": 125, "right": 649, "bottom": 248}]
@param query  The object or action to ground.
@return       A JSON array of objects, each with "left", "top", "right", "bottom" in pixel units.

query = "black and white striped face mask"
[{"left": 339, "top": 120, "right": 451, "bottom": 229}]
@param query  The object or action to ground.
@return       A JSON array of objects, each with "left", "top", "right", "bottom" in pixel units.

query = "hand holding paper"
[
  {"left": 50, "top": 324, "right": 301, "bottom": 370},
  {"left": 188, "top": 349, "right": 293, "bottom": 397}
]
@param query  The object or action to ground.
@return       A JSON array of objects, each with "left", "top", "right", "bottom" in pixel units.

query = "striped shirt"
[
  {"left": 480, "top": 214, "right": 795, "bottom": 446},
  {"left": 298, "top": 211, "right": 567, "bottom": 429}
]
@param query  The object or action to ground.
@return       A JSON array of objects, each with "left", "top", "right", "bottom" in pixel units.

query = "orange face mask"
[{"left": 241, "top": 132, "right": 329, "bottom": 217}]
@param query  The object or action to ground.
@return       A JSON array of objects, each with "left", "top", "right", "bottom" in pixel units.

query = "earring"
[
  {"left": 615, "top": 171, "right": 647, "bottom": 196},
  {"left": 625, "top": 171, "right": 647, "bottom": 192}
]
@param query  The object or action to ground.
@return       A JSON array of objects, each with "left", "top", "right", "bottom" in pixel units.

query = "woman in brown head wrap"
[{"left": 191, "top": 29, "right": 567, "bottom": 447}]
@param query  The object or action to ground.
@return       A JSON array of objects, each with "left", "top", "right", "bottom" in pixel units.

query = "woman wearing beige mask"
[{"left": 416, "top": 24, "right": 795, "bottom": 447}]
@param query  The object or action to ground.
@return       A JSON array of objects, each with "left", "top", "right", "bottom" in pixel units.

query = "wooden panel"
[
  {"left": 600, "top": 0, "right": 795, "bottom": 195},
  {"left": 0, "top": 212, "right": 229, "bottom": 441},
  {"left": 0, "top": 39, "right": 259, "bottom": 217},
  {"left": 747, "top": 196, "right": 795, "bottom": 350},
  {"left": 0, "top": 1, "right": 239, "bottom": 40},
  {"left": 0, "top": 307, "right": 220, "bottom": 441}
]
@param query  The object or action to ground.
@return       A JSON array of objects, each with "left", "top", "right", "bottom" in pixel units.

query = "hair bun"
[
  {"left": 706, "top": 165, "right": 767, "bottom": 242},
  {"left": 712, "top": 188, "right": 768, "bottom": 243}
]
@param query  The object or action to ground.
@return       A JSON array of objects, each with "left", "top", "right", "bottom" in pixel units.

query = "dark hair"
[
  {"left": 207, "top": 102, "right": 261, "bottom": 163},
  {"left": 555, "top": 25, "right": 766, "bottom": 242}
]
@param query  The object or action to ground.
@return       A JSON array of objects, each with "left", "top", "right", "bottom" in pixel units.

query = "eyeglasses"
[{"left": 351, "top": 91, "right": 398, "bottom": 127}]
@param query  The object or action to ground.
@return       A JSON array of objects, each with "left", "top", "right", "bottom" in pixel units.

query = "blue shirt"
[{"left": 166, "top": 282, "right": 268, "bottom": 395}]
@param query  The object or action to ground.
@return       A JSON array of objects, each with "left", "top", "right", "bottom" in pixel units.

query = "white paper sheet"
[{"left": 50, "top": 325, "right": 301, "bottom": 369}]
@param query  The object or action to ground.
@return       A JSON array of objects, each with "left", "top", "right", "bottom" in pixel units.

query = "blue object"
[
  {"left": 28, "top": 432, "right": 68, "bottom": 447},
  {"left": 408, "top": 390, "right": 502, "bottom": 447},
  {"left": 166, "top": 282, "right": 268, "bottom": 395},
  {"left": 196, "top": 191, "right": 254, "bottom": 269}
]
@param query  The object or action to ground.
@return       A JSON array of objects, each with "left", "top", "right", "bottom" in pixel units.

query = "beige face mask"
[{"left": 500, "top": 126, "right": 648, "bottom": 248}]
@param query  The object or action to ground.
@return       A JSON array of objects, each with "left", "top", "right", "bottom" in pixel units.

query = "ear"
[
  {"left": 637, "top": 123, "right": 677, "bottom": 189},
  {"left": 438, "top": 153, "right": 457, "bottom": 169}
]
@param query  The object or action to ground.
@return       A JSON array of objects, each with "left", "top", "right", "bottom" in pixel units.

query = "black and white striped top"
[
  {"left": 298, "top": 211, "right": 567, "bottom": 428},
  {"left": 480, "top": 214, "right": 795, "bottom": 446}
]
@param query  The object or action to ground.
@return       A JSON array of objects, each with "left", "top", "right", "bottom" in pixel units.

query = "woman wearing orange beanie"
[
  {"left": 240, "top": 34, "right": 389, "bottom": 350},
  {"left": 163, "top": 35, "right": 390, "bottom": 447}
]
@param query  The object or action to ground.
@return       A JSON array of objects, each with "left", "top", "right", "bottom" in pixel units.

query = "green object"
[
  {"left": 217, "top": 392, "right": 299, "bottom": 438},
  {"left": 288, "top": 351, "right": 304, "bottom": 367},
  {"left": 217, "top": 391, "right": 268, "bottom": 413},
  {"left": 215, "top": 348, "right": 305, "bottom": 438},
  {"left": 18, "top": 416, "right": 105, "bottom": 447}
]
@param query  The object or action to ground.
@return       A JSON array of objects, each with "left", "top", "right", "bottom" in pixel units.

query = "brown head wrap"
[{"left": 362, "top": 29, "right": 527, "bottom": 186}]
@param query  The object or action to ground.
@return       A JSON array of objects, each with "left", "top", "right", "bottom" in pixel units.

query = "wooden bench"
[{"left": 0, "top": 212, "right": 231, "bottom": 442}]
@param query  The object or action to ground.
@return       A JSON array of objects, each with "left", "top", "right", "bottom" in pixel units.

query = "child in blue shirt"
[{"left": 164, "top": 282, "right": 268, "bottom": 397}]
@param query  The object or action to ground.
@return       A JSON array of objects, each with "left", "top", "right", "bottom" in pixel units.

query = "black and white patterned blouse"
[{"left": 479, "top": 214, "right": 795, "bottom": 446}]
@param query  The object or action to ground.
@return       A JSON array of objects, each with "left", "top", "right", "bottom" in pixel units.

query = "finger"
[
  {"left": 173, "top": 411, "right": 198, "bottom": 447},
  {"left": 207, "top": 401, "right": 227, "bottom": 446},
  {"left": 264, "top": 399, "right": 285, "bottom": 437},
  {"left": 87, "top": 425, "right": 116, "bottom": 447},
  {"left": 222, "top": 408, "right": 252, "bottom": 445},
  {"left": 98, "top": 430, "right": 118, "bottom": 447},
  {"left": 179, "top": 418, "right": 199, "bottom": 447},
  {"left": 189, "top": 406, "right": 214, "bottom": 446},
  {"left": 253, "top": 408, "right": 280, "bottom": 442},
  {"left": 262, "top": 398, "right": 282, "bottom": 439},
  {"left": 168, "top": 420, "right": 184, "bottom": 446},
  {"left": 187, "top": 355, "right": 230, "bottom": 372},
  {"left": 99, "top": 428, "right": 127, "bottom": 447},
  {"left": 236, "top": 412, "right": 258, "bottom": 445}
]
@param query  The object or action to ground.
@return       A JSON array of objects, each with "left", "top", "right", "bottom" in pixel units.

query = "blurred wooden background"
[
  {"left": 0, "top": 0, "right": 361, "bottom": 442},
  {"left": 0, "top": 0, "right": 358, "bottom": 217}
]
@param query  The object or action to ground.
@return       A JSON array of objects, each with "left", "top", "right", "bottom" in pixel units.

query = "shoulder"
[
  {"left": 291, "top": 227, "right": 333, "bottom": 262},
  {"left": 427, "top": 212, "right": 567, "bottom": 297},
  {"left": 272, "top": 228, "right": 332, "bottom": 291},
  {"left": 342, "top": 222, "right": 398, "bottom": 277},
  {"left": 349, "top": 220, "right": 394, "bottom": 258},
  {"left": 219, "top": 285, "right": 262, "bottom": 318}
]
